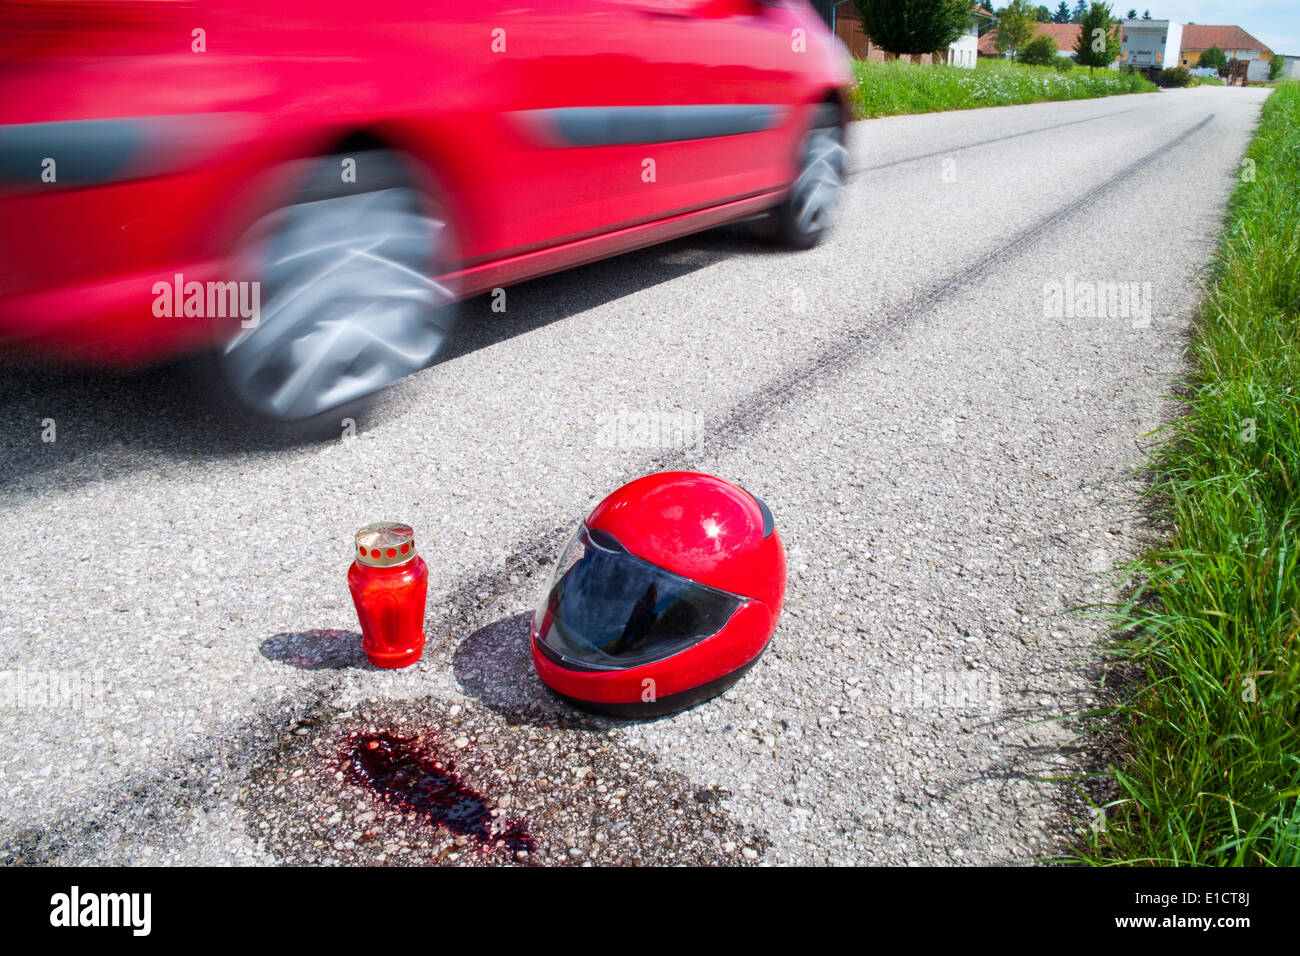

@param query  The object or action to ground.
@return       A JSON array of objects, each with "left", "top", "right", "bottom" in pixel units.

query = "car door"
[
  {"left": 576, "top": 0, "right": 804, "bottom": 222},
  {"left": 461, "top": 0, "right": 803, "bottom": 262}
]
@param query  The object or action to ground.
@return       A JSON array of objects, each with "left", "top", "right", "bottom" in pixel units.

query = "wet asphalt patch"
[{"left": 246, "top": 698, "right": 766, "bottom": 865}]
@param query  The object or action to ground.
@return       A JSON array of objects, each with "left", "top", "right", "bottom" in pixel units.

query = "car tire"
[
  {"left": 769, "top": 103, "right": 846, "bottom": 250},
  {"left": 201, "top": 149, "right": 456, "bottom": 440}
]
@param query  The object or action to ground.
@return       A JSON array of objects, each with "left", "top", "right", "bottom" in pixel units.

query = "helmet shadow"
[{"left": 455, "top": 611, "right": 701, "bottom": 728}]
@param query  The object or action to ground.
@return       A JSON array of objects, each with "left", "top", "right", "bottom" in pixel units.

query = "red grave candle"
[{"left": 348, "top": 521, "right": 428, "bottom": 668}]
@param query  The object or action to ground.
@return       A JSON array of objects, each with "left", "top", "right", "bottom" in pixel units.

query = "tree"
[
  {"left": 1269, "top": 55, "right": 1285, "bottom": 81},
  {"left": 854, "top": 0, "right": 972, "bottom": 58},
  {"left": 1141, "top": 9, "right": 1151, "bottom": 18},
  {"left": 1053, "top": 1, "right": 1071, "bottom": 22},
  {"left": 1199, "top": 44, "right": 1228, "bottom": 73},
  {"left": 1020, "top": 33, "right": 1060, "bottom": 64},
  {"left": 1125, "top": 8, "right": 1137, "bottom": 18},
  {"left": 1035, "top": 4, "right": 1053, "bottom": 21},
  {"left": 1071, "top": 1, "right": 1088, "bottom": 23},
  {"left": 995, "top": 0, "right": 1038, "bottom": 59},
  {"left": 1074, "top": 2, "right": 1121, "bottom": 73}
]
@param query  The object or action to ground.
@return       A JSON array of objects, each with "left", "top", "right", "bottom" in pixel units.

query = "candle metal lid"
[{"left": 355, "top": 521, "right": 417, "bottom": 567}]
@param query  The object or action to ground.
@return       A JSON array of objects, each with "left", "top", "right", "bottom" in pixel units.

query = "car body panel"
[{"left": 0, "top": 0, "right": 851, "bottom": 365}]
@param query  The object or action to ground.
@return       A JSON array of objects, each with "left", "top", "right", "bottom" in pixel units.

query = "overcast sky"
[{"left": 1128, "top": 1, "right": 1298, "bottom": 56}]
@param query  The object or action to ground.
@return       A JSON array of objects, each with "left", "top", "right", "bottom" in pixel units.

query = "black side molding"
[
  {"left": 0, "top": 118, "right": 142, "bottom": 186},
  {"left": 519, "top": 104, "right": 786, "bottom": 148}
]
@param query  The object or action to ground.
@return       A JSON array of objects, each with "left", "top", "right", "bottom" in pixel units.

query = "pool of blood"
[{"left": 341, "top": 731, "right": 533, "bottom": 858}]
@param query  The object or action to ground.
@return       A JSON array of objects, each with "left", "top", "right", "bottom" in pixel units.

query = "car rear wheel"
[
  {"left": 210, "top": 149, "right": 455, "bottom": 438},
  {"left": 770, "top": 104, "right": 846, "bottom": 250}
]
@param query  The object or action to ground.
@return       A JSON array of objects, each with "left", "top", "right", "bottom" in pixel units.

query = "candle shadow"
[{"left": 259, "top": 629, "right": 373, "bottom": 670}]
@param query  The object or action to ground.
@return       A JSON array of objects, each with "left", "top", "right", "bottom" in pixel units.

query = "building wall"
[
  {"left": 834, "top": 13, "right": 871, "bottom": 61},
  {"left": 1182, "top": 47, "right": 1272, "bottom": 67},
  {"left": 1246, "top": 58, "right": 1272, "bottom": 81},
  {"left": 948, "top": 32, "right": 979, "bottom": 69},
  {"left": 807, "top": 0, "right": 837, "bottom": 28}
]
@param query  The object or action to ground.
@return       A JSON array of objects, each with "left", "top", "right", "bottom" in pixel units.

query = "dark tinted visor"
[{"left": 534, "top": 524, "right": 746, "bottom": 670}]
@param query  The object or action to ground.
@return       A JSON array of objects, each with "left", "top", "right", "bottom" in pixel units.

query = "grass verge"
[
  {"left": 850, "top": 58, "right": 1156, "bottom": 119},
  {"left": 1079, "top": 81, "right": 1300, "bottom": 865}
]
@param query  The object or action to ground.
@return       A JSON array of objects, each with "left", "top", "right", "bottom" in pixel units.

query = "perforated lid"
[{"left": 354, "top": 521, "right": 416, "bottom": 567}]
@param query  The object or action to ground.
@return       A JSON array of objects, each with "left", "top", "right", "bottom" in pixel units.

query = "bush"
[
  {"left": 1019, "top": 33, "right": 1060, "bottom": 66},
  {"left": 1199, "top": 44, "right": 1229, "bottom": 73},
  {"left": 1157, "top": 65, "right": 1193, "bottom": 87},
  {"left": 1053, "top": 55, "right": 1075, "bottom": 73}
]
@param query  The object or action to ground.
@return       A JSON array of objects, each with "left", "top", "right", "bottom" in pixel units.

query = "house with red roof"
[
  {"left": 979, "top": 18, "right": 1273, "bottom": 77},
  {"left": 1177, "top": 24, "right": 1273, "bottom": 69},
  {"left": 977, "top": 23, "right": 1089, "bottom": 60}
]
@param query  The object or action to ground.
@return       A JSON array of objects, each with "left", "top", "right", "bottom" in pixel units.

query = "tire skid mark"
[
  {"left": 425, "top": 113, "right": 1216, "bottom": 653},
  {"left": 848, "top": 105, "right": 1140, "bottom": 177}
]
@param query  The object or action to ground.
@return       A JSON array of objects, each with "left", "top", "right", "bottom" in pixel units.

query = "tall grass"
[
  {"left": 1080, "top": 82, "right": 1300, "bottom": 866},
  {"left": 850, "top": 57, "right": 1156, "bottom": 119}
]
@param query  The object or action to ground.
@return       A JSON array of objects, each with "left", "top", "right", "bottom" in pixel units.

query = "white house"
[{"left": 947, "top": 21, "right": 980, "bottom": 68}]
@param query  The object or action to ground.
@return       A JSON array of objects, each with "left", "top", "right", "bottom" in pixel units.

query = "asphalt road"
[{"left": 0, "top": 85, "right": 1272, "bottom": 865}]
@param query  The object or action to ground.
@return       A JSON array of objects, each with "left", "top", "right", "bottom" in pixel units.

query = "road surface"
[{"left": 0, "top": 85, "right": 1271, "bottom": 865}]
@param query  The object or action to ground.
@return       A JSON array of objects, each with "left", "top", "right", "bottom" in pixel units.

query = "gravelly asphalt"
[{"left": 0, "top": 85, "right": 1271, "bottom": 865}]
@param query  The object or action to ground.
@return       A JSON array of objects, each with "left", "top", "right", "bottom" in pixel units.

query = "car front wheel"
[
  {"left": 209, "top": 149, "right": 456, "bottom": 438},
  {"left": 771, "top": 104, "right": 846, "bottom": 250}
]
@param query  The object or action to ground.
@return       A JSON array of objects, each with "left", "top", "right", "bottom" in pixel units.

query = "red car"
[{"left": 0, "top": 0, "right": 850, "bottom": 434}]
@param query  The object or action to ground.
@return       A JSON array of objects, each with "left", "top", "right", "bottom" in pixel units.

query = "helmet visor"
[{"left": 533, "top": 524, "right": 746, "bottom": 670}]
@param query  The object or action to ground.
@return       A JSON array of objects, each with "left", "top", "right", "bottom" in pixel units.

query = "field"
[{"left": 851, "top": 57, "right": 1157, "bottom": 118}]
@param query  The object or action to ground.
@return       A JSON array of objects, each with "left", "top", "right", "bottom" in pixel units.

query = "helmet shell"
[
  {"left": 531, "top": 472, "right": 786, "bottom": 717},
  {"left": 585, "top": 471, "right": 785, "bottom": 612}
]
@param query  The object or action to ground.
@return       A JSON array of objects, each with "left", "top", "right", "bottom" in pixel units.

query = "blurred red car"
[{"left": 0, "top": 0, "right": 850, "bottom": 433}]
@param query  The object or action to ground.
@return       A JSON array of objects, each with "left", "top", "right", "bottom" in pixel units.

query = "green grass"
[
  {"left": 1077, "top": 82, "right": 1300, "bottom": 866},
  {"left": 850, "top": 57, "right": 1156, "bottom": 119}
]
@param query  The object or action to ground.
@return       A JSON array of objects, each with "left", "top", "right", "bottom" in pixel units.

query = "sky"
[{"left": 1125, "top": 1, "right": 1299, "bottom": 55}]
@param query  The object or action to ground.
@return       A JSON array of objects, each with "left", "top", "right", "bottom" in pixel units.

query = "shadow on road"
[
  {"left": 0, "top": 225, "right": 757, "bottom": 494},
  {"left": 452, "top": 609, "right": 703, "bottom": 728},
  {"left": 451, "top": 611, "right": 578, "bottom": 726},
  {"left": 259, "top": 629, "right": 373, "bottom": 671}
]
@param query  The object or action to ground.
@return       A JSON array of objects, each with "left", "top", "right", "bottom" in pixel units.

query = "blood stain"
[{"left": 341, "top": 731, "right": 533, "bottom": 859}]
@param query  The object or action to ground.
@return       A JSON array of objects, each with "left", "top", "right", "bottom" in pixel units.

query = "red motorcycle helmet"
[{"left": 531, "top": 472, "right": 785, "bottom": 717}]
